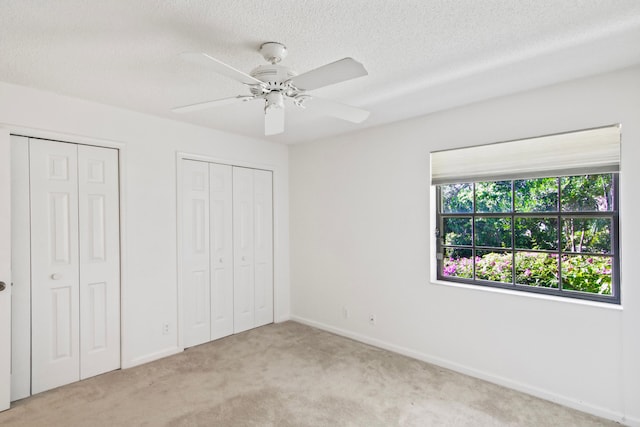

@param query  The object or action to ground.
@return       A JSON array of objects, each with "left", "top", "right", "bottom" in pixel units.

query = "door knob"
[
  {"left": 0, "top": 281, "right": 6, "bottom": 292},
  {"left": 51, "top": 273, "right": 62, "bottom": 280}
]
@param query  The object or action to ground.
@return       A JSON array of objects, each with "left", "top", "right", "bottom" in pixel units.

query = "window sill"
[{"left": 429, "top": 279, "right": 624, "bottom": 310}]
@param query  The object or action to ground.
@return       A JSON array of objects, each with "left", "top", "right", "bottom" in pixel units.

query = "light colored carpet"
[{"left": 0, "top": 321, "right": 617, "bottom": 426}]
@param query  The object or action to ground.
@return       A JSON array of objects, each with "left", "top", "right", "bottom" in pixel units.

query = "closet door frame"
[
  {"left": 176, "top": 152, "right": 278, "bottom": 350},
  {"left": 7, "top": 126, "right": 127, "bottom": 402}
]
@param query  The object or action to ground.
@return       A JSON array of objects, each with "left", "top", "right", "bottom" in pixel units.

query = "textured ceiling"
[{"left": 1, "top": 1, "right": 640, "bottom": 144}]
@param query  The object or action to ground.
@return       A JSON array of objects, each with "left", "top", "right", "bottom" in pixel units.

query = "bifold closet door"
[
  {"left": 182, "top": 161, "right": 233, "bottom": 347},
  {"left": 233, "top": 167, "right": 273, "bottom": 333},
  {"left": 30, "top": 139, "right": 81, "bottom": 394},
  {"left": 183, "top": 162, "right": 272, "bottom": 342},
  {"left": 209, "top": 164, "right": 233, "bottom": 340},
  {"left": 252, "top": 169, "right": 273, "bottom": 328},
  {"left": 77, "top": 145, "right": 120, "bottom": 380},
  {"left": 182, "top": 160, "right": 212, "bottom": 348},
  {"left": 232, "top": 167, "right": 254, "bottom": 333},
  {"left": 30, "top": 139, "right": 120, "bottom": 394}
]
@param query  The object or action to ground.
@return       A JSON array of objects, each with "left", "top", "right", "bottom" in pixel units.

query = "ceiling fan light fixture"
[{"left": 265, "top": 91, "right": 284, "bottom": 111}]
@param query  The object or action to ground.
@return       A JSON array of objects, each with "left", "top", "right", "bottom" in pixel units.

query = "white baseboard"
[
  {"left": 121, "top": 317, "right": 293, "bottom": 370},
  {"left": 275, "top": 315, "right": 291, "bottom": 323},
  {"left": 290, "top": 315, "right": 627, "bottom": 425},
  {"left": 122, "top": 346, "right": 182, "bottom": 369}
]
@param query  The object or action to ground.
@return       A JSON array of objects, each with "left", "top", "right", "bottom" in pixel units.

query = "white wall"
[
  {"left": 0, "top": 81, "right": 290, "bottom": 368},
  {"left": 289, "top": 66, "right": 640, "bottom": 425}
]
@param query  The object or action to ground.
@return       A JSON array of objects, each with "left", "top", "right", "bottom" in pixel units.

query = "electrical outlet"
[
  {"left": 162, "top": 322, "right": 170, "bottom": 335},
  {"left": 368, "top": 314, "right": 376, "bottom": 325},
  {"left": 342, "top": 306, "right": 350, "bottom": 319}
]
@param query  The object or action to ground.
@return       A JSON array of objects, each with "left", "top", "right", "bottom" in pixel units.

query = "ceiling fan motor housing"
[{"left": 250, "top": 64, "right": 298, "bottom": 96}]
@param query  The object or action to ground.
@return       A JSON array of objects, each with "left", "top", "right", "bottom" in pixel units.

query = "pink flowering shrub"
[{"left": 443, "top": 252, "right": 612, "bottom": 294}]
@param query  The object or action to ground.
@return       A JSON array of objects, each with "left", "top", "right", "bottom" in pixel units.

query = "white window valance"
[{"left": 430, "top": 125, "right": 621, "bottom": 185}]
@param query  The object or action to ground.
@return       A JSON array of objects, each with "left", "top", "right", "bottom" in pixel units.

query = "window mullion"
[
  {"left": 472, "top": 183, "right": 477, "bottom": 280},
  {"left": 511, "top": 180, "right": 516, "bottom": 287},
  {"left": 557, "top": 177, "right": 563, "bottom": 292},
  {"left": 436, "top": 185, "right": 442, "bottom": 279}
]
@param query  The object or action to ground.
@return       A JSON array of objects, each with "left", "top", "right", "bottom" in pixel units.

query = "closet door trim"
[{"left": 9, "top": 136, "right": 31, "bottom": 401}]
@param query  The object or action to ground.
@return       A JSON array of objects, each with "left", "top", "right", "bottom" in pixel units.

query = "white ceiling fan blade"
[
  {"left": 289, "top": 58, "right": 368, "bottom": 91},
  {"left": 180, "top": 52, "right": 263, "bottom": 85},
  {"left": 304, "top": 96, "right": 370, "bottom": 123},
  {"left": 172, "top": 96, "right": 255, "bottom": 113},
  {"left": 264, "top": 106, "right": 285, "bottom": 136}
]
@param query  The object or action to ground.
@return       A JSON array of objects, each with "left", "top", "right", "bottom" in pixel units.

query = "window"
[{"left": 431, "top": 125, "right": 621, "bottom": 303}]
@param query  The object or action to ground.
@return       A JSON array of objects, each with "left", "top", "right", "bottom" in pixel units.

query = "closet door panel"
[
  {"left": 30, "top": 139, "right": 80, "bottom": 394},
  {"left": 78, "top": 145, "right": 120, "bottom": 379},
  {"left": 233, "top": 167, "right": 255, "bottom": 333},
  {"left": 253, "top": 170, "right": 273, "bottom": 327},
  {"left": 182, "top": 160, "right": 211, "bottom": 347},
  {"left": 209, "top": 164, "right": 233, "bottom": 340}
]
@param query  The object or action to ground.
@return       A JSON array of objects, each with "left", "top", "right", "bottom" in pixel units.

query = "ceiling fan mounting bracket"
[{"left": 259, "top": 42, "right": 288, "bottom": 64}]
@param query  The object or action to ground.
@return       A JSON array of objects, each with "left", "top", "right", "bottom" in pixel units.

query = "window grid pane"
[{"left": 437, "top": 174, "right": 619, "bottom": 303}]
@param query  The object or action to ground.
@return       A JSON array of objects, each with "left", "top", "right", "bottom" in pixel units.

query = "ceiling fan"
[{"left": 172, "top": 42, "right": 370, "bottom": 136}]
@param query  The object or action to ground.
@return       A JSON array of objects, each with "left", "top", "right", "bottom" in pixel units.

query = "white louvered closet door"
[{"left": 182, "top": 160, "right": 212, "bottom": 348}]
